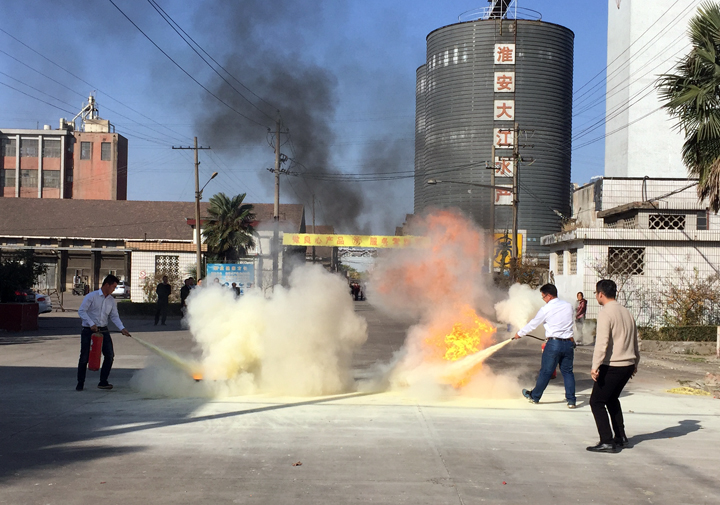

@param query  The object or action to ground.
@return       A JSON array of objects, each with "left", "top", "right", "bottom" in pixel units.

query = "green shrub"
[
  {"left": 116, "top": 302, "right": 183, "bottom": 317},
  {"left": 639, "top": 326, "right": 717, "bottom": 342}
]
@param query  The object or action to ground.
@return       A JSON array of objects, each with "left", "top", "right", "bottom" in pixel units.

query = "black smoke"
[{"left": 194, "top": 0, "right": 412, "bottom": 234}]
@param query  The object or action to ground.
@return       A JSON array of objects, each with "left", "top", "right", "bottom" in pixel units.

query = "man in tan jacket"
[{"left": 587, "top": 279, "right": 640, "bottom": 454}]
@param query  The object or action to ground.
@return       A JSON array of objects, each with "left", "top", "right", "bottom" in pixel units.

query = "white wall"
[
  {"left": 130, "top": 251, "right": 195, "bottom": 302},
  {"left": 605, "top": 0, "right": 699, "bottom": 178}
]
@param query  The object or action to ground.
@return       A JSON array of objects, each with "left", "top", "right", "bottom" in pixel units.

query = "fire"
[
  {"left": 424, "top": 305, "right": 497, "bottom": 387},
  {"left": 192, "top": 372, "right": 203, "bottom": 381}
]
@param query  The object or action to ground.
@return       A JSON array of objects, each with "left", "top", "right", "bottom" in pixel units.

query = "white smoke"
[
  {"left": 494, "top": 283, "right": 545, "bottom": 337},
  {"left": 133, "top": 264, "right": 367, "bottom": 397}
]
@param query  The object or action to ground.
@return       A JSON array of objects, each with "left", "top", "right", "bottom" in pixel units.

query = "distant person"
[
  {"left": 576, "top": 292, "right": 587, "bottom": 338},
  {"left": 231, "top": 282, "right": 240, "bottom": 297},
  {"left": 213, "top": 278, "right": 220, "bottom": 285},
  {"left": 155, "top": 275, "right": 171, "bottom": 326},
  {"left": 513, "top": 284, "right": 576, "bottom": 408},
  {"left": 180, "top": 278, "right": 193, "bottom": 311},
  {"left": 587, "top": 279, "right": 640, "bottom": 454},
  {"left": 77, "top": 274, "right": 131, "bottom": 391}
]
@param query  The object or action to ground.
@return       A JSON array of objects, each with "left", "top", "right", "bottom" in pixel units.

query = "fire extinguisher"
[{"left": 88, "top": 332, "right": 103, "bottom": 371}]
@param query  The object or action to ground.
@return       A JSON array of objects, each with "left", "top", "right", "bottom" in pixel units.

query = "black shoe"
[
  {"left": 76, "top": 383, "right": 84, "bottom": 391},
  {"left": 97, "top": 383, "right": 114, "bottom": 390},
  {"left": 522, "top": 389, "right": 538, "bottom": 404},
  {"left": 614, "top": 436, "right": 630, "bottom": 448},
  {"left": 586, "top": 442, "right": 617, "bottom": 453}
]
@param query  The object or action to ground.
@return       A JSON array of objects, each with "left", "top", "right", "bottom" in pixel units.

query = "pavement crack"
[{"left": 416, "top": 405, "right": 465, "bottom": 505}]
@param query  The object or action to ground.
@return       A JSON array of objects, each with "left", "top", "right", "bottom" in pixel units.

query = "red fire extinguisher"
[{"left": 88, "top": 332, "right": 103, "bottom": 371}]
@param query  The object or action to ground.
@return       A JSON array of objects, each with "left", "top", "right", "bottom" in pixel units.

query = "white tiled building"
[{"left": 542, "top": 178, "right": 720, "bottom": 325}]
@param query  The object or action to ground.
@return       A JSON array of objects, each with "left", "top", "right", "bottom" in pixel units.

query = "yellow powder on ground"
[{"left": 666, "top": 387, "right": 711, "bottom": 396}]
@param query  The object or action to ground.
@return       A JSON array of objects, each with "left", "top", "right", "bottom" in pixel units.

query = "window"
[
  {"left": 1, "top": 138, "right": 16, "bottom": 157},
  {"left": 42, "top": 139, "right": 61, "bottom": 158},
  {"left": 20, "top": 169, "right": 38, "bottom": 188},
  {"left": 20, "top": 139, "right": 39, "bottom": 157},
  {"left": 101, "top": 142, "right": 112, "bottom": 161},
  {"left": 80, "top": 142, "right": 92, "bottom": 160},
  {"left": 42, "top": 170, "right": 60, "bottom": 188},
  {"left": 649, "top": 213, "right": 685, "bottom": 230},
  {"left": 1, "top": 169, "right": 16, "bottom": 188},
  {"left": 556, "top": 251, "right": 564, "bottom": 275},
  {"left": 698, "top": 211, "right": 708, "bottom": 230},
  {"left": 155, "top": 255, "right": 180, "bottom": 277},
  {"left": 608, "top": 247, "right": 645, "bottom": 276},
  {"left": 569, "top": 249, "right": 577, "bottom": 275}
]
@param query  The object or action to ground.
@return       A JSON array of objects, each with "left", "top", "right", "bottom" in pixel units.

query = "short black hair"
[
  {"left": 102, "top": 274, "right": 120, "bottom": 286},
  {"left": 596, "top": 279, "right": 617, "bottom": 299},
  {"left": 539, "top": 284, "right": 557, "bottom": 298}
]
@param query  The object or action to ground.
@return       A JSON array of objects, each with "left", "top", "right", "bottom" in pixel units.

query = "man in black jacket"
[{"left": 155, "top": 276, "right": 172, "bottom": 325}]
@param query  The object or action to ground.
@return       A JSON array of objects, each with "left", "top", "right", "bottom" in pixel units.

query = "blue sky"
[{"left": 0, "top": 0, "right": 607, "bottom": 234}]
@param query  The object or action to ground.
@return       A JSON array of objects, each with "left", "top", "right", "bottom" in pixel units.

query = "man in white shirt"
[
  {"left": 512, "top": 284, "right": 576, "bottom": 407},
  {"left": 77, "top": 274, "right": 131, "bottom": 391}
]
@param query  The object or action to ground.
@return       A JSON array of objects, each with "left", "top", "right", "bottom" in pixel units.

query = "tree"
[
  {"left": 656, "top": 1, "right": 720, "bottom": 211},
  {"left": 202, "top": 193, "right": 256, "bottom": 262},
  {"left": 0, "top": 252, "right": 47, "bottom": 303}
]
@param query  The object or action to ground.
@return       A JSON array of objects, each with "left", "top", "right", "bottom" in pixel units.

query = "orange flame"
[
  {"left": 423, "top": 305, "right": 497, "bottom": 387},
  {"left": 192, "top": 373, "right": 203, "bottom": 381}
]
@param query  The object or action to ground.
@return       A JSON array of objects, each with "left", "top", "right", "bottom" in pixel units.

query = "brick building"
[{"left": 0, "top": 97, "right": 127, "bottom": 200}]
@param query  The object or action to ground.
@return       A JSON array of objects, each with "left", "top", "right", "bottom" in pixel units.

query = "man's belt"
[
  {"left": 546, "top": 337, "right": 573, "bottom": 341},
  {"left": 83, "top": 326, "right": 109, "bottom": 331}
]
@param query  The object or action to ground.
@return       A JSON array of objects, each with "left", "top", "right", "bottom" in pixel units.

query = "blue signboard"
[{"left": 206, "top": 263, "right": 255, "bottom": 294}]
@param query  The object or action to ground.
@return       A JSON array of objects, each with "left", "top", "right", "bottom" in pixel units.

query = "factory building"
[
  {"left": 414, "top": 1, "right": 574, "bottom": 256},
  {"left": 0, "top": 96, "right": 128, "bottom": 200}
]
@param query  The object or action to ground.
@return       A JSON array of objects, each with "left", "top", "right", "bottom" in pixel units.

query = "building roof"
[{"left": 0, "top": 199, "right": 304, "bottom": 241}]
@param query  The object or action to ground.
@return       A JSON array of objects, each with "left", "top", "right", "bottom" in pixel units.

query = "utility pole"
[
  {"left": 311, "top": 194, "right": 316, "bottom": 264},
  {"left": 272, "top": 115, "right": 281, "bottom": 287},
  {"left": 512, "top": 122, "right": 519, "bottom": 262},
  {"left": 489, "top": 144, "right": 496, "bottom": 274},
  {"left": 173, "top": 137, "right": 210, "bottom": 283}
]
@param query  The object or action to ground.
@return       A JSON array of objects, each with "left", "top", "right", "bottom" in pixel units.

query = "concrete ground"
[{"left": 1, "top": 302, "right": 719, "bottom": 505}]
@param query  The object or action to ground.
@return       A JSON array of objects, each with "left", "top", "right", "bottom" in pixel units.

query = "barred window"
[
  {"left": 42, "top": 139, "right": 61, "bottom": 158},
  {"left": 608, "top": 247, "right": 644, "bottom": 276},
  {"left": 20, "top": 169, "right": 38, "bottom": 188},
  {"left": 20, "top": 139, "right": 39, "bottom": 157},
  {"left": 101, "top": 142, "right": 112, "bottom": 161},
  {"left": 649, "top": 213, "right": 685, "bottom": 230},
  {"left": 1, "top": 169, "right": 16, "bottom": 188},
  {"left": 155, "top": 255, "right": 180, "bottom": 277},
  {"left": 697, "top": 211, "right": 708, "bottom": 230},
  {"left": 80, "top": 142, "right": 92, "bottom": 160},
  {"left": 556, "top": 251, "right": 564, "bottom": 275},
  {"left": 42, "top": 170, "right": 60, "bottom": 188},
  {"left": 569, "top": 249, "right": 577, "bottom": 275},
  {"left": 1, "top": 138, "right": 16, "bottom": 157}
]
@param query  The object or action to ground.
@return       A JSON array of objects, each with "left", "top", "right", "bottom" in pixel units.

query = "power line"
[
  {"left": 106, "top": 0, "right": 269, "bottom": 130},
  {"left": 147, "top": 0, "right": 276, "bottom": 121},
  {"left": 572, "top": 0, "right": 689, "bottom": 100},
  {"left": 0, "top": 27, "right": 193, "bottom": 144}
]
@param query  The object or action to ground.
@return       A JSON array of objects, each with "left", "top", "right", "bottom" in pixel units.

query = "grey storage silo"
[
  {"left": 414, "top": 64, "right": 427, "bottom": 213},
  {"left": 414, "top": 17, "right": 574, "bottom": 256}
]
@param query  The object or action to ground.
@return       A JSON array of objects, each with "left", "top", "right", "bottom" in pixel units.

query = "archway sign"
[{"left": 282, "top": 234, "right": 429, "bottom": 249}]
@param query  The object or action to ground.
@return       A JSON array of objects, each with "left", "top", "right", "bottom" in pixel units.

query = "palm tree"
[
  {"left": 202, "top": 193, "right": 256, "bottom": 261},
  {"left": 657, "top": 1, "right": 720, "bottom": 211}
]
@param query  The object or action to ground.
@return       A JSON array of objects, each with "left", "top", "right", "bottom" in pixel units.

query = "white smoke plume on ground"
[
  {"left": 363, "top": 209, "right": 524, "bottom": 398},
  {"left": 132, "top": 264, "right": 367, "bottom": 398}
]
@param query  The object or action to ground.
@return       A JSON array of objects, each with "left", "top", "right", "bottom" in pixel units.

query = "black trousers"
[
  {"left": 155, "top": 301, "right": 168, "bottom": 324},
  {"left": 77, "top": 327, "right": 114, "bottom": 385},
  {"left": 590, "top": 364, "right": 635, "bottom": 444}
]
